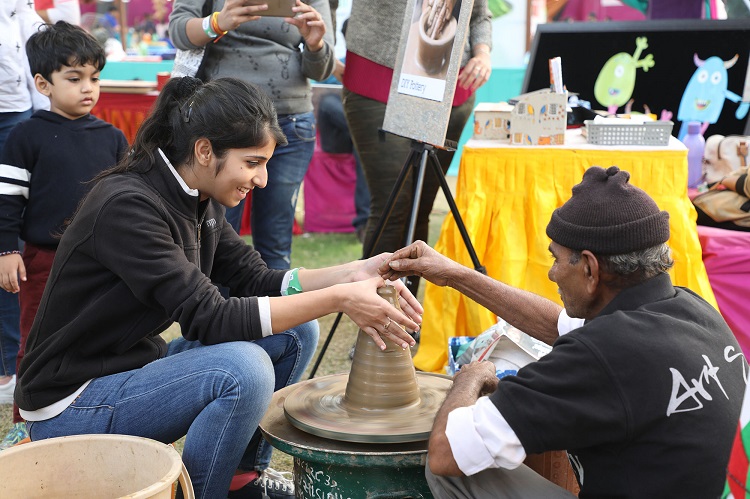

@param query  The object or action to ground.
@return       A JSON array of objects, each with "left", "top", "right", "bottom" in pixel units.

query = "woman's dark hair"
[
  {"left": 26, "top": 21, "right": 107, "bottom": 82},
  {"left": 107, "top": 76, "right": 287, "bottom": 176}
]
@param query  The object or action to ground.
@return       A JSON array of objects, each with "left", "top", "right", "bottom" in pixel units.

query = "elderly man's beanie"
[{"left": 545, "top": 166, "right": 670, "bottom": 254}]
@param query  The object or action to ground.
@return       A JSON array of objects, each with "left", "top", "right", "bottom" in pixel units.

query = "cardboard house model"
[
  {"left": 509, "top": 88, "right": 567, "bottom": 146},
  {"left": 473, "top": 102, "right": 513, "bottom": 140}
]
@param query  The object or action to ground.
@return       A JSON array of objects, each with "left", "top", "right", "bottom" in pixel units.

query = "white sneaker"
[{"left": 0, "top": 375, "right": 16, "bottom": 404}]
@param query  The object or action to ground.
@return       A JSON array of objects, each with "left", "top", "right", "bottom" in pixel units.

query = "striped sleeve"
[{"left": 0, "top": 124, "right": 33, "bottom": 252}]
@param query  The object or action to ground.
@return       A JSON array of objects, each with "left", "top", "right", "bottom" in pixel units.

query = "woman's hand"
[
  {"left": 286, "top": 0, "right": 326, "bottom": 52},
  {"left": 0, "top": 254, "right": 25, "bottom": 293},
  {"left": 215, "top": 0, "right": 267, "bottom": 32},
  {"left": 457, "top": 45, "right": 491, "bottom": 92},
  {"left": 357, "top": 253, "right": 424, "bottom": 323},
  {"left": 341, "top": 277, "right": 420, "bottom": 351}
]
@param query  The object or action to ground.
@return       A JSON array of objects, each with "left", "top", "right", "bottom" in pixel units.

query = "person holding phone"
[{"left": 169, "top": 0, "right": 335, "bottom": 271}]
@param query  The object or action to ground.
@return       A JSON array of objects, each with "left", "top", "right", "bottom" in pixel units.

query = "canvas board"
[{"left": 382, "top": 0, "right": 475, "bottom": 147}]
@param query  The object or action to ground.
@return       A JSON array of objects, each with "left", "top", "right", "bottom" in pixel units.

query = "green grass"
[{"left": 0, "top": 185, "right": 453, "bottom": 477}]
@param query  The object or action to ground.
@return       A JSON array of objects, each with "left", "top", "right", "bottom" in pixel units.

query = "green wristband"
[
  {"left": 202, "top": 15, "right": 218, "bottom": 38},
  {"left": 286, "top": 267, "right": 303, "bottom": 295}
]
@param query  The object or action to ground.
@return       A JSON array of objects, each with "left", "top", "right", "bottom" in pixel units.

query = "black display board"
[{"left": 523, "top": 19, "right": 750, "bottom": 137}]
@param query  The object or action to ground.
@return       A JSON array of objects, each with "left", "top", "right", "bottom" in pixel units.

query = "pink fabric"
[
  {"left": 698, "top": 225, "right": 750, "bottom": 355},
  {"left": 303, "top": 139, "right": 357, "bottom": 233},
  {"left": 344, "top": 50, "right": 474, "bottom": 107},
  {"left": 559, "top": 0, "right": 646, "bottom": 20}
]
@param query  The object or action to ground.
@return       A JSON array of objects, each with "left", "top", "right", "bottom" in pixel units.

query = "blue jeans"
[
  {"left": 353, "top": 152, "right": 370, "bottom": 230},
  {"left": 28, "top": 321, "right": 319, "bottom": 498},
  {"left": 0, "top": 109, "right": 31, "bottom": 377},
  {"left": 0, "top": 291, "right": 20, "bottom": 377},
  {"left": 225, "top": 112, "right": 316, "bottom": 270}
]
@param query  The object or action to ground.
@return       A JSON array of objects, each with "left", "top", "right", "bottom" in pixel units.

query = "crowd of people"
[{"left": 0, "top": 1, "right": 746, "bottom": 499}]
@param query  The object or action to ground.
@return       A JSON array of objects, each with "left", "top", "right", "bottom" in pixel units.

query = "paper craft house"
[
  {"left": 473, "top": 102, "right": 513, "bottom": 140},
  {"left": 509, "top": 89, "right": 567, "bottom": 145}
]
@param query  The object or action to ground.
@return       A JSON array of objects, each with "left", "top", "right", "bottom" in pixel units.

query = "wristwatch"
[{"left": 202, "top": 15, "right": 218, "bottom": 38}]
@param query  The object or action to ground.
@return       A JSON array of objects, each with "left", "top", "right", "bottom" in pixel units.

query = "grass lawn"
[{"left": 0, "top": 179, "right": 454, "bottom": 477}]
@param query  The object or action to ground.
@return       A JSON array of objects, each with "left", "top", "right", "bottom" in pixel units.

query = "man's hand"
[
  {"left": 378, "top": 240, "right": 459, "bottom": 287},
  {"left": 0, "top": 253, "right": 25, "bottom": 293},
  {"left": 428, "top": 360, "right": 499, "bottom": 476},
  {"left": 453, "top": 360, "right": 499, "bottom": 396}
]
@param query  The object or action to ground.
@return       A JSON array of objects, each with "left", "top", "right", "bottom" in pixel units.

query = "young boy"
[{"left": 0, "top": 20, "right": 128, "bottom": 449}]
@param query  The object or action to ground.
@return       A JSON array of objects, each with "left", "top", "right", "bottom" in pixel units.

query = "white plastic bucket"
[{"left": 0, "top": 434, "right": 193, "bottom": 498}]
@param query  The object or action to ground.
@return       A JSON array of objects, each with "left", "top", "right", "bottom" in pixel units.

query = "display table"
[{"left": 414, "top": 129, "right": 718, "bottom": 373}]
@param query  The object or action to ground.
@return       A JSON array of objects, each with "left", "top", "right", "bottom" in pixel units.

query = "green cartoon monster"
[{"left": 594, "top": 36, "right": 655, "bottom": 114}]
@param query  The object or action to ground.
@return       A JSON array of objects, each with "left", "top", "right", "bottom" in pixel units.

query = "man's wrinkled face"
[{"left": 548, "top": 241, "right": 594, "bottom": 319}]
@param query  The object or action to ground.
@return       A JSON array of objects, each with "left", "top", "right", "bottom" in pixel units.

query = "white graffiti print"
[
  {"left": 724, "top": 346, "right": 749, "bottom": 384},
  {"left": 667, "top": 354, "right": 729, "bottom": 416}
]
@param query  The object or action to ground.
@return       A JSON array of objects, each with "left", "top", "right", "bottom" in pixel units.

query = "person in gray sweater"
[{"left": 169, "top": 0, "right": 336, "bottom": 270}]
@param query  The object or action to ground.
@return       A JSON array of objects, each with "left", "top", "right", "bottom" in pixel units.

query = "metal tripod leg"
[{"left": 427, "top": 149, "right": 485, "bottom": 274}]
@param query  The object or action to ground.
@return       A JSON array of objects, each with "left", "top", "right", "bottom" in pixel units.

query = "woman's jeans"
[
  {"left": 225, "top": 112, "right": 316, "bottom": 270},
  {"left": 0, "top": 108, "right": 32, "bottom": 377},
  {"left": 28, "top": 321, "right": 319, "bottom": 498}
]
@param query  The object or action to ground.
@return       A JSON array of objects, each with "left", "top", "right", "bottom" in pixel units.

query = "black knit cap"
[{"left": 545, "top": 166, "right": 670, "bottom": 254}]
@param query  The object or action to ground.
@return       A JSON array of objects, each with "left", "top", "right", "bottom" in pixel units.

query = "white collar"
[{"left": 158, "top": 148, "right": 199, "bottom": 197}]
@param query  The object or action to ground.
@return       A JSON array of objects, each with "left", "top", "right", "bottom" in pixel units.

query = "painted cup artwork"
[
  {"left": 384, "top": 0, "right": 473, "bottom": 145},
  {"left": 395, "top": 0, "right": 462, "bottom": 102},
  {"left": 417, "top": 3, "right": 458, "bottom": 75}
]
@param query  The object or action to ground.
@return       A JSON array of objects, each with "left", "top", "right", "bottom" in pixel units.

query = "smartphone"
[{"left": 246, "top": 0, "right": 296, "bottom": 17}]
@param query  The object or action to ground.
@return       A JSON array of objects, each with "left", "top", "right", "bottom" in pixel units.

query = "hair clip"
[{"left": 181, "top": 100, "right": 194, "bottom": 123}]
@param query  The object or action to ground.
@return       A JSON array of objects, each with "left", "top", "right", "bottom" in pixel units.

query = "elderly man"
[{"left": 381, "top": 166, "right": 747, "bottom": 498}]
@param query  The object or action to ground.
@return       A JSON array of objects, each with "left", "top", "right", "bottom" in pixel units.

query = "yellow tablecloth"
[{"left": 414, "top": 130, "right": 717, "bottom": 373}]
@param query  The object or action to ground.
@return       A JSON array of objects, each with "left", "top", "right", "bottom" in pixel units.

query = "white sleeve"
[
  {"left": 445, "top": 396, "right": 527, "bottom": 476},
  {"left": 48, "top": 0, "right": 81, "bottom": 25},
  {"left": 18, "top": 1, "right": 49, "bottom": 112},
  {"left": 261, "top": 269, "right": 295, "bottom": 337},
  {"left": 557, "top": 309, "right": 585, "bottom": 336},
  {"left": 257, "top": 297, "right": 273, "bottom": 338}
]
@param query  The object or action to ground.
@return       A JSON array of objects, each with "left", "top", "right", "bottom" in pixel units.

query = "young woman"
[{"left": 15, "top": 76, "right": 422, "bottom": 499}]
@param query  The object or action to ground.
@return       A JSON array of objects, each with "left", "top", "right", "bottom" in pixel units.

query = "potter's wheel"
[
  {"left": 284, "top": 372, "right": 450, "bottom": 444},
  {"left": 283, "top": 286, "right": 452, "bottom": 444}
]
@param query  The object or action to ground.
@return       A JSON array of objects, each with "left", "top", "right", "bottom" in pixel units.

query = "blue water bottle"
[{"left": 682, "top": 121, "right": 705, "bottom": 188}]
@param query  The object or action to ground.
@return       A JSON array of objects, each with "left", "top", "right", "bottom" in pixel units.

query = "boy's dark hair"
[{"left": 26, "top": 21, "right": 107, "bottom": 82}]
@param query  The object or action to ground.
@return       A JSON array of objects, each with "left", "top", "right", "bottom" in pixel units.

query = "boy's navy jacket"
[{"left": 0, "top": 110, "right": 128, "bottom": 252}]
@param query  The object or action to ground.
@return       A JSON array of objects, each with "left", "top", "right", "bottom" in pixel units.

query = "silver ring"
[{"left": 384, "top": 317, "right": 391, "bottom": 330}]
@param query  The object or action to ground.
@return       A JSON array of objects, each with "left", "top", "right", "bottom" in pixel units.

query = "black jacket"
[
  {"left": 16, "top": 154, "right": 286, "bottom": 411},
  {"left": 491, "top": 274, "right": 746, "bottom": 498}
]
